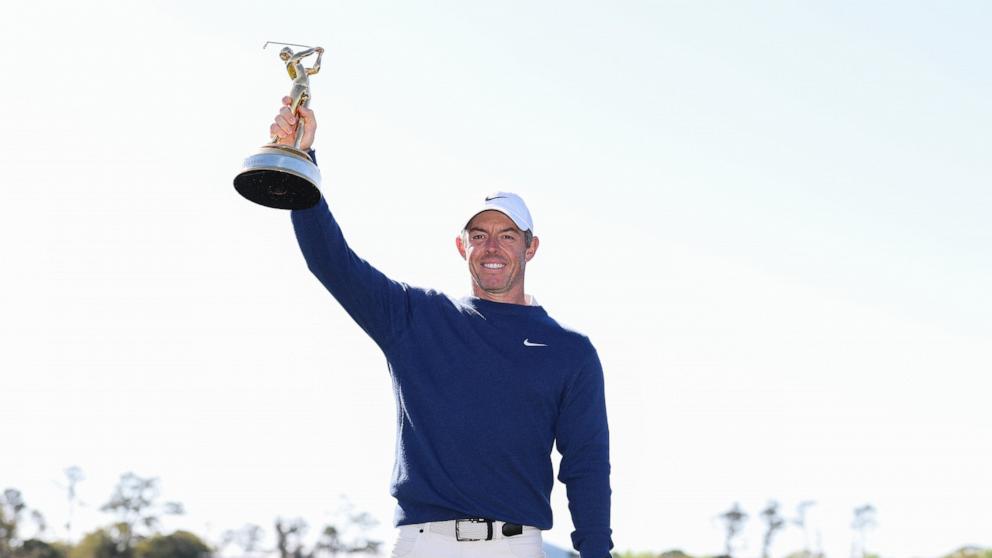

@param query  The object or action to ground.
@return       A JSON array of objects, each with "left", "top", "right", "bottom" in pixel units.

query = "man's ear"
[
  {"left": 456, "top": 235, "right": 467, "bottom": 260},
  {"left": 525, "top": 236, "right": 539, "bottom": 262}
]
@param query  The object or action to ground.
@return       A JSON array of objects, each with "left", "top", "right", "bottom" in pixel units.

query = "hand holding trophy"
[{"left": 234, "top": 42, "right": 325, "bottom": 210}]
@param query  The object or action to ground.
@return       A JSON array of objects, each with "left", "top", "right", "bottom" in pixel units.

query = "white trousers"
[{"left": 390, "top": 523, "right": 546, "bottom": 558}]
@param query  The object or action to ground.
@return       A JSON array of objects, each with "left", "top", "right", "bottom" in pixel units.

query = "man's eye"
[
  {"left": 501, "top": 235, "right": 515, "bottom": 241},
  {"left": 472, "top": 234, "right": 485, "bottom": 241}
]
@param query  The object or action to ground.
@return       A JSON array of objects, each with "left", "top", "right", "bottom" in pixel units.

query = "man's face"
[{"left": 456, "top": 210, "right": 538, "bottom": 302}]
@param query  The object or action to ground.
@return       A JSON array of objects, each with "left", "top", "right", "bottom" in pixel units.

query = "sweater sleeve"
[
  {"left": 555, "top": 348, "right": 613, "bottom": 558},
  {"left": 291, "top": 196, "right": 411, "bottom": 350}
]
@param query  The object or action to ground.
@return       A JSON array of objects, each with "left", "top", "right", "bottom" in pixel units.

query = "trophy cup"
[{"left": 234, "top": 42, "right": 324, "bottom": 210}]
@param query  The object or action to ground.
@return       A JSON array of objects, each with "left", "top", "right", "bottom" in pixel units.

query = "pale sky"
[{"left": 1, "top": 2, "right": 990, "bottom": 557}]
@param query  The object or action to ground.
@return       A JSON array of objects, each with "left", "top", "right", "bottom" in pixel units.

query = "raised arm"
[
  {"left": 306, "top": 47, "right": 324, "bottom": 75},
  {"left": 292, "top": 197, "right": 411, "bottom": 350},
  {"left": 288, "top": 46, "right": 320, "bottom": 63},
  {"left": 270, "top": 100, "right": 411, "bottom": 349}
]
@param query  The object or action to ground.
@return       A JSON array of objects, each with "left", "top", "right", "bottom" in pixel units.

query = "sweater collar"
[{"left": 463, "top": 295, "right": 547, "bottom": 316}]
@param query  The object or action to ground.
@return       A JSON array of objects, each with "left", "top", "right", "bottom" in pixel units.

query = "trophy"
[{"left": 234, "top": 42, "right": 325, "bottom": 210}]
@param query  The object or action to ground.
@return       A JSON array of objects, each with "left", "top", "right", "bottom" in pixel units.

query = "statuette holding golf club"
[{"left": 234, "top": 42, "right": 325, "bottom": 210}]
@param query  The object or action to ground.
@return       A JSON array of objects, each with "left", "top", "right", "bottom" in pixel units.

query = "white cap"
[{"left": 464, "top": 191, "right": 534, "bottom": 232}]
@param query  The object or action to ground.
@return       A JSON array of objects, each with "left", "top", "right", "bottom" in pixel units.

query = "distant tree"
[
  {"left": 275, "top": 518, "right": 309, "bottom": 558},
  {"left": 312, "top": 524, "right": 343, "bottom": 557},
  {"left": 273, "top": 499, "right": 382, "bottom": 558},
  {"left": 1, "top": 488, "right": 29, "bottom": 555},
  {"left": 942, "top": 546, "right": 992, "bottom": 558},
  {"left": 99, "top": 473, "right": 184, "bottom": 552},
  {"left": 659, "top": 550, "right": 694, "bottom": 558},
  {"left": 31, "top": 510, "right": 48, "bottom": 538},
  {"left": 718, "top": 503, "right": 748, "bottom": 558},
  {"left": 791, "top": 501, "right": 816, "bottom": 556},
  {"left": 317, "top": 498, "right": 381, "bottom": 556},
  {"left": 220, "top": 524, "right": 264, "bottom": 557},
  {"left": 63, "top": 466, "right": 86, "bottom": 541},
  {"left": 69, "top": 529, "right": 126, "bottom": 558},
  {"left": 850, "top": 504, "right": 877, "bottom": 558},
  {"left": 2, "top": 488, "right": 48, "bottom": 555},
  {"left": 15, "top": 539, "right": 69, "bottom": 558},
  {"left": 133, "top": 531, "right": 211, "bottom": 558},
  {"left": 760, "top": 501, "right": 785, "bottom": 558}
]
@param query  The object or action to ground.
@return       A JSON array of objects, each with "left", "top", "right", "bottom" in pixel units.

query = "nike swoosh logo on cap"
[
  {"left": 485, "top": 196, "right": 506, "bottom": 201},
  {"left": 523, "top": 339, "right": 548, "bottom": 347}
]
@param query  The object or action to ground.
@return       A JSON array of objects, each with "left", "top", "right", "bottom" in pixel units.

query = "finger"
[
  {"left": 273, "top": 114, "right": 296, "bottom": 137},
  {"left": 270, "top": 122, "right": 288, "bottom": 140},
  {"left": 298, "top": 107, "right": 317, "bottom": 146},
  {"left": 282, "top": 96, "right": 293, "bottom": 107},
  {"left": 298, "top": 105, "right": 317, "bottom": 150},
  {"left": 297, "top": 106, "right": 316, "bottom": 133},
  {"left": 278, "top": 106, "right": 297, "bottom": 125}
]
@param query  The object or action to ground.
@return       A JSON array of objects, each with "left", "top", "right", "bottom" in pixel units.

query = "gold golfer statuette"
[{"left": 234, "top": 42, "right": 325, "bottom": 210}]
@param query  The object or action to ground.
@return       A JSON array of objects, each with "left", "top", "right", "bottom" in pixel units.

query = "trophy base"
[{"left": 234, "top": 144, "right": 322, "bottom": 210}]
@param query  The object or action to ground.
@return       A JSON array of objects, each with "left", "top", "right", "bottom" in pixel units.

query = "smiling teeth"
[{"left": 483, "top": 263, "right": 505, "bottom": 269}]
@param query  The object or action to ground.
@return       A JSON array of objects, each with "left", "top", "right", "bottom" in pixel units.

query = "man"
[{"left": 270, "top": 97, "right": 612, "bottom": 558}]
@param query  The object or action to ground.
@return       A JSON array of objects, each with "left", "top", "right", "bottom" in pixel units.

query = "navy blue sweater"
[{"left": 291, "top": 197, "right": 612, "bottom": 558}]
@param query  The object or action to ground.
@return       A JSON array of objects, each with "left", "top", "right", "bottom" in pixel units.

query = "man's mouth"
[{"left": 482, "top": 262, "right": 506, "bottom": 270}]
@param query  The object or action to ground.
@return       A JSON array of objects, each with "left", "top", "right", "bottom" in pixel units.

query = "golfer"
[{"left": 270, "top": 97, "right": 612, "bottom": 558}]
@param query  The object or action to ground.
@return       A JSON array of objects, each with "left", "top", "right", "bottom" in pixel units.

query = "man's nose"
[{"left": 483, "top": 235, "right": 500, "bottom": 252}]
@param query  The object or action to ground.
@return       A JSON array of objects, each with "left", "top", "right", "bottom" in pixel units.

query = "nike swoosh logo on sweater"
[{"left": 523, "top": 339, "right": 548, "bottom": 347}]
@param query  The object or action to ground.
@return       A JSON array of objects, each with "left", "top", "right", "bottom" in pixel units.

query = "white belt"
[{"left": 426, "top": 519, "right": 538, "bottom": 541}]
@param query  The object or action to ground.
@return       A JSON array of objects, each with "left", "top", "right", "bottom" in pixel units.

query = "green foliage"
[
  {"left": 99, "top": 473, "right": 184, "bottom": 553},
  {"left": 615, "top": 551, "right": 696, "bottom": 558},
  {"left": 14, "top": 539, "right": 69, "bottom": 558},
  {"left": 69, "top": 529, "right": 127, "bottom": 558},
  {"left": 273, "top": 499, "right": 382, "bottom": 558},
  {"left": 101, "top": 473, "right": 184, "bottom": 532},
  {"left": 3, "top": 488, "right": 50, "bottom": 557},
  {"left": 1, "top": 508, "right": 14, "bottom": 556},
  {"left": 2, "top": 488, "right": 29, "bottom": 554},
  {"left": 133, "top": 531, "right": 211, "bottom": 558},
  {"left": 942, "top": 547, "right": 992, "bottom": 558}
]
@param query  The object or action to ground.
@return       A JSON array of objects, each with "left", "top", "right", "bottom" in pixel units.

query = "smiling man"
[
  {"left": 272, "top": 98, "right": 612, "bottom": 558},
  {"left": 457, "top": 195, "right": 539, "bottom": 304}
]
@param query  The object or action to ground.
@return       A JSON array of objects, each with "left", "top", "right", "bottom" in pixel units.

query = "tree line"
[
  {"left": 1, "top": 468, "right": 380, "bottom": 558},
  {"left": 617, "top": 500, "right": 992, "bottom": 558},
  {"left": 6, "top": 473, "right": 991, "bottom": 558},
  {"left": 715, "top": 500, "right": 870, "bottom": 558}
]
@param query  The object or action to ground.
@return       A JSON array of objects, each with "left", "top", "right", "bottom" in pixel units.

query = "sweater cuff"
[
  {"left": 579, "top": 548, "right": 612, "bottom": 558},
  {"left": 578, "top": 537, "right": 613, "bottom": 558}
]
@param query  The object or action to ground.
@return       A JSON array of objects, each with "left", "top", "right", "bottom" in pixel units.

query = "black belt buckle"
[{"left": 455, "top": 518, "right": 493, "bottom": 541}]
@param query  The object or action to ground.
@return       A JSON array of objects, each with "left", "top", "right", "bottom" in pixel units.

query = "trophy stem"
[{"left": 291, "top": 94, "right": 310, "bottom": 149}]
